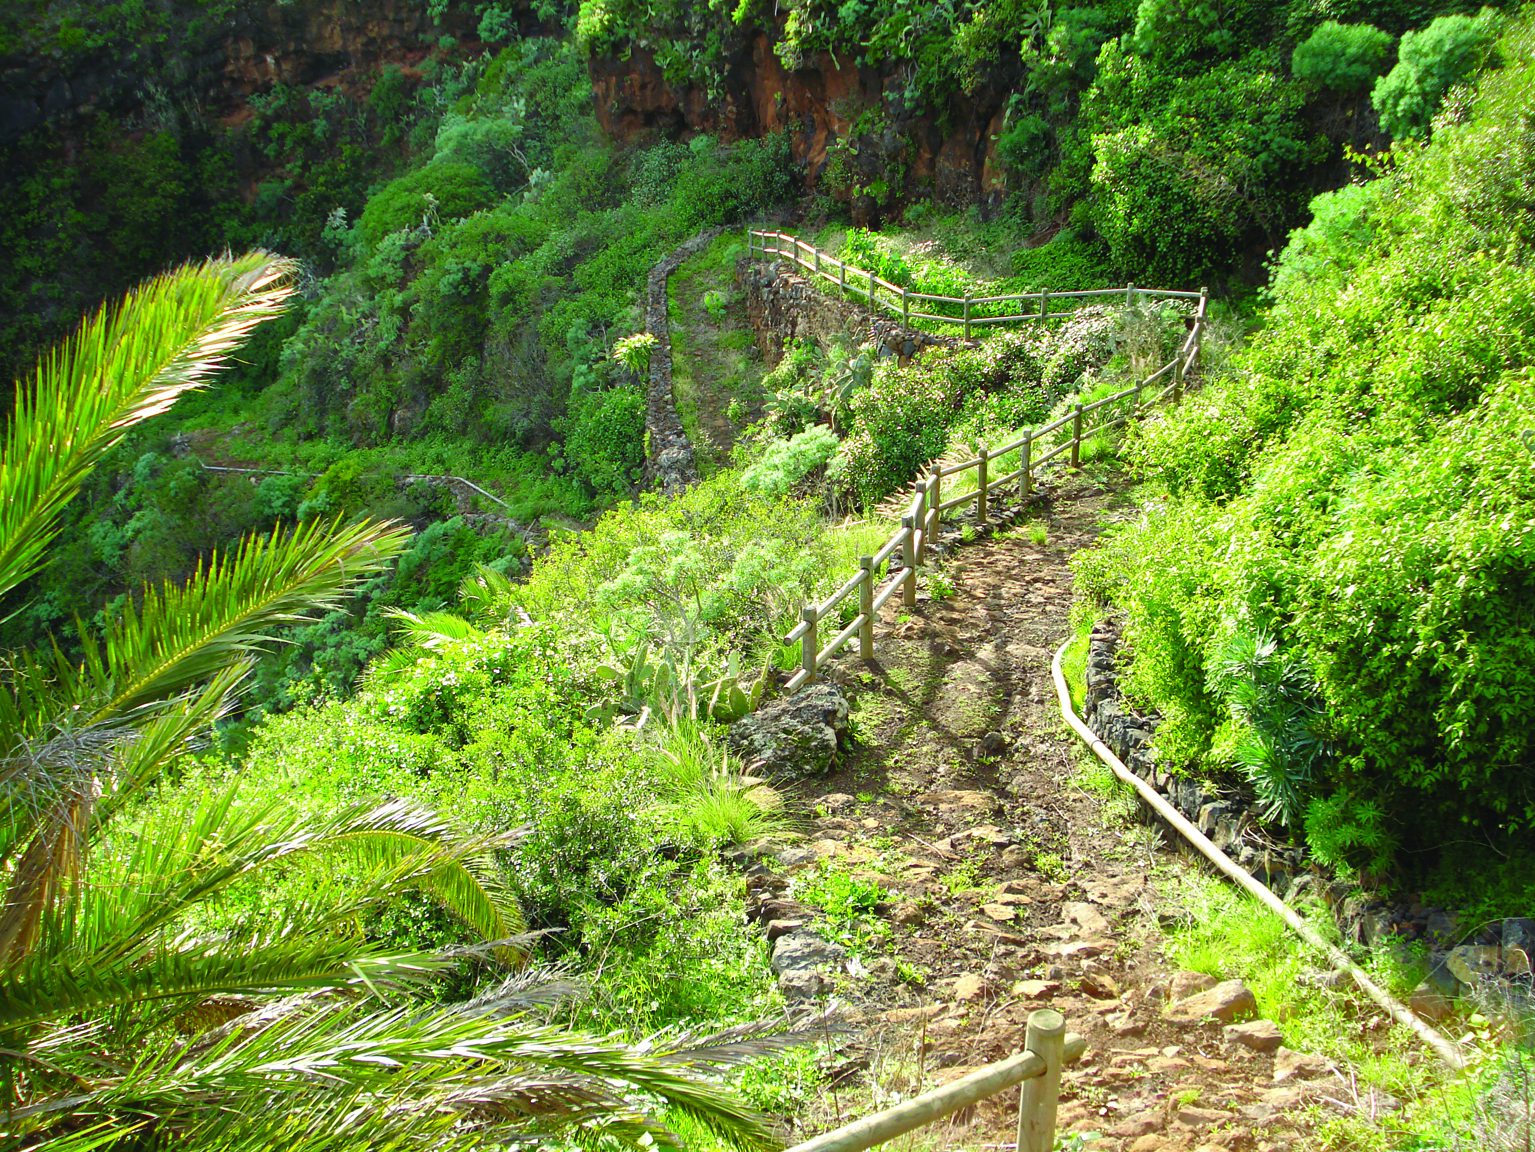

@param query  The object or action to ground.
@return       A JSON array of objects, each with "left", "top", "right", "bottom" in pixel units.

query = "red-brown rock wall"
[{"left": 589, "top": 34, "right": 1018, "bottom": 221}]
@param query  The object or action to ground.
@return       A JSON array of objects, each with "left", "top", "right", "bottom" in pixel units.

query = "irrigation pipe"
[{"left": 1049, "top": 639, "right": 1467, "bottom": 1071}]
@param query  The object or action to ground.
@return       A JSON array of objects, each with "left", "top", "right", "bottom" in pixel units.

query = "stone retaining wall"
[
  {"left": 643, "top": 229, "right": 721, "bottom": 494},
  {"left": 737, "top": 257, "right": 962, "bottom": 367}
]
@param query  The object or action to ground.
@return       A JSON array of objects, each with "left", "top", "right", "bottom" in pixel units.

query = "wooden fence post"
[
  {"left": 1021, "top": 430, "right": 1032, "bottom": 497},
  {"left": 1017, "top": 1010, "right": 1066, "bottom": 1152},
  {"left": 928, "top": 471, "right": 941, "bottom": 539},
  {"left": 1173, "top": 350, "right": 1185, "bottom": 404},
  {"left": 801, "top": 605, "right": 818, "bottom": 685},
  {"left": 963, "top": 295, "right": 972, "bottom": 340},
  {"left": 902, "top": 287, "right": 910, "bottom": 328},
  {"left": 1071, "top": 403, "right": 1083, "bottom": 468},
  {"left": 869, "top": 269, "right": 877, "bottom": 308},
  {"left": 901, "top": 515, "right": 917, "bottom": 607},
  {"left": 1196, "top": 286, "right": 1209, "bottom": 370},
  {"left": 858, "top": 556, "right": 875, "bottom": 660},
  {"left": 1041, "top": 287, "right": 1050, "bottom": 320},
  {"left": 977, "top": 447, "right": 989, "bottom": 522},
  {"left": 1125, "top": 282, "right": 1135, "bottom": 308},
  {"left": 840, "top": 258, "right": 847, "bottom": 294},
  {"left": 814, "top": 247, "right": 822, "bottom": 278}
]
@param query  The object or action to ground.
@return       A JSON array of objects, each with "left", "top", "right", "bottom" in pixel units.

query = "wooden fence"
[
  {"left": 747, "top": 228, "right": 1202, "bottom": 339},
  {"left": 749, "top": 231, "right": 1209, "bottom": 692},
  {"left": 785, "top": 1011, "right": 1084, "bottom": 1152}
]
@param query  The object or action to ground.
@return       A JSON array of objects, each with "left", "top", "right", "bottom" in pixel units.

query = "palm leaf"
[
  {"left": 381, "top": 607, "right": 485, "bottom": 650},
  {"left": 0, "top": 252, "right": 296, "bottom": 601},
  {"left": 14, "top": 1003, "right": 776, "bottom": 1151},
  {"left": 81, "top": 516, "right": 410, "bottom": 725}
]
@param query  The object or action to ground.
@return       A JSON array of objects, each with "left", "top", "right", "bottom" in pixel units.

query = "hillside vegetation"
[
  {"left": 4, "top": 0, "right": 1535, "bottom": 1146},
  {"left": 1076, "top": 12, "right": 1535, "bottom": 908}
]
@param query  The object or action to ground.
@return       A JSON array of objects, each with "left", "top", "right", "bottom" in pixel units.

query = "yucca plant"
[{"left": 0, "top": 254, "right": 779, "bottom": 1152}]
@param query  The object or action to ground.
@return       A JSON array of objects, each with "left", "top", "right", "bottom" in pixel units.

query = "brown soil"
[{"left": 755, "top": 469, "right": 1341, "bottom": 1152}]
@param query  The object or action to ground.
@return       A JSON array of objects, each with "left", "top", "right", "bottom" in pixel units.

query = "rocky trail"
[{"left": 735, "top": 470, "right": 1364, "bottom": 1152}]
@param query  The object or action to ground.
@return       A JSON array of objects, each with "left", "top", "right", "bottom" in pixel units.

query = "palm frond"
[
  {"left": 0, "top": 252, "right": 295, "bottom": 600},
  {"left": 458, "top": 562, "right": 518, "bottom": 625},
  {"left": 643, "top": 1009, "right": 843, "bottom": 1067},
  {"left": 83, "top": 516, "right": 410, "bottom": 723},
  {"left": 0, "top": 665, "right": 248, "bottom": 969},
  {"left": 13, "top": 1004, "right": 776, "bottom": 1151},
  {"left": 77, "top": 793, "right": 522, "bottom": 967},
  {"left": 454, "top": 964, "right": 587, "bottom": 1017},
  {"left": 381, "top": 607, "right": 485, "bottom": 650}
]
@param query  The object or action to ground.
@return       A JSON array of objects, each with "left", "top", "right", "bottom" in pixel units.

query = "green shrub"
[
  {"left": 741, "top": 425, "right": 841, "bottom": 497},
  {"left": 1075, "top": 16, "right": 1535, "bottom": 862},
  {"left": 1372, "top": 11, "right": 1499, "bottom": 138},
  {"left": 558, "top": 378, "right": 647, "bottom": 496},
  {"left": 1292, "top": 21, "right": 1395, "bottom": 90},
  {"left": 356, "top": 162, "right": 498, "bottom": 246},
  {"left": 834, "top": 332, "right": 1050, "bottom": 506},
  {"left": 1083, "top": 45, "right": 1324, "bottom": 284}
]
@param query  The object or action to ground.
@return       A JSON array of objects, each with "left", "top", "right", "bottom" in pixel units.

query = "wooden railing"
[
  {"left": 747, "top": 228, "right": 1203, "bottom": 339},
  {"left": 786, "top": 1011, "right": 1084, "bottom": 1152},
  {"left": 753, "top": 232, "right": 1209, "bottom": 692}
]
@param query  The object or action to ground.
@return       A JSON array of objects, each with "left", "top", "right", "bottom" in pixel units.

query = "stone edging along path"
[
  {"left": 643, "top": 228, "right": 722, "bottom": 495},
  {"left": 1083, "top": 621, "right": 1534, "bottom": 1019}
]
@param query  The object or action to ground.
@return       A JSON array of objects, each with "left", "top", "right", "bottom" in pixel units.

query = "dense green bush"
[
  {"left": 517, "top": 469, "right": 888, "bottom": 676},
  {"left": 1076, "top": 16, "right": 1535, "bottom": 866},
  {"left": 833, "top": 332, "right": 1052, "bottom": 505},
  {"left": 1083, "top": 44, "right": 1324, "bottom": 283},
  {"left": 1292, "top": 20, "right": 1396, "bottom": 89},
  {"left": 1372, "top": 10, "right": 1500, "bottom": 137}
]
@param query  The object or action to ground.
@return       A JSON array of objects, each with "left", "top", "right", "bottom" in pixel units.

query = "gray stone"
[
  {"left": 775, "top": 847, "right": 816, "bottom": 868},
  {"left": 771, "top": 929, "right": 846, "bottom": 1000},
  {"left": 1503, "top": 918, "right": 1535, "bottom": 953},
  {"left": 778, "top": 968, "right": 833, "bottom": 1000},
  {"left": 1426, "top": 910, "right": 1458, "bottom": 947},
  {"left": 770, "top": 930, "right": 846, "bottom": 976},
  {"left": 727, "top": 683, "right": 849, "bottom": 780}
]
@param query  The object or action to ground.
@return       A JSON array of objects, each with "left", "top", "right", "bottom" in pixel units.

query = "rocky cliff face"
[
  {"left": 590, "top": 36, "right": 1019, "bottom": 223},
  {"left": 0, "top": 0, "right": 478, "bottom": 144}
]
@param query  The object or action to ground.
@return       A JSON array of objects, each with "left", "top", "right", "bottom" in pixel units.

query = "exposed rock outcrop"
[
  {"left": 0, "top": 0, "right": 484, "bottom": 144},
  {"left": 590, "top": 36, "right": 1018, "bottom": 220},
  {"left": 727, "top": 682, "right": 849, "bottom": 780}
]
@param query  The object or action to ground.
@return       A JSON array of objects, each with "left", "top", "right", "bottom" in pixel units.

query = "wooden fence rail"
[
  {"left": 746, "top": 229, "right": 1209, "bottom": 692},
  {"left": 747, "top": 228, "right": 1201, "bottom": 338},
  {"left": 785, "top": 1012, "right": 1084, "bottom": 1152}
]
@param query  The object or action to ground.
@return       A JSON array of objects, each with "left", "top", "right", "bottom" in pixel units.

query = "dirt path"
[{"left": 753, "top": 470, "right": 1332, "bottom": 1152}]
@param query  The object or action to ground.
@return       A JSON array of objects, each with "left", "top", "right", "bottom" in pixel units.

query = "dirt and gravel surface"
[{"left": 746, "top": 470, "right": 1357, "bottom": 1152}]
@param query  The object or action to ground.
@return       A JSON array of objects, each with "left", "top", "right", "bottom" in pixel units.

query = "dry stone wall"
[
  {"left": 736, "top": 257, "right": 960, "bottom": 368},
  {"left": 642, "top": 229, "right": 721, "bottom": 494}
]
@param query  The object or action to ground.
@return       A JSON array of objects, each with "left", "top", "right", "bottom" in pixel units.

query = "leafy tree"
[
  {"left": 0, "top": 253, "right": 774, "bottom": 1150},
  {"left": 1291, "top": 20, "right": 1396, "bottom": 90},
  {"left": 1372, "top": 10, "right": 1499, "bottom": 138}
]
